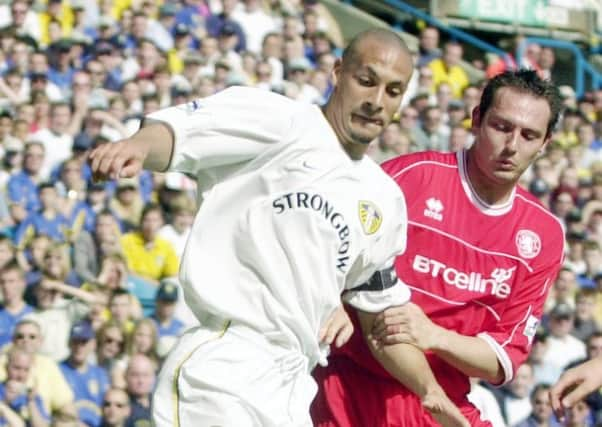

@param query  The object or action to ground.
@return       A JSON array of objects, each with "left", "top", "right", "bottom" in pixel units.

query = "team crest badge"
[
  {"left": 358, "top": 200, "right": 382, "bottom": 235},
  {"left": 515, "top": 229, "right": 541, "bottom": 259}
]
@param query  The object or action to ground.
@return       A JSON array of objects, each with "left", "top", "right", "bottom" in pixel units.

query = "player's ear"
[{"left": 331, "top": 58, "right": 342, "bottom": 87}]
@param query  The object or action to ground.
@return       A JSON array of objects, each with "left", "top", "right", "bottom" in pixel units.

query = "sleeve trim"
[{"left": 476, "top": 332, "right": 513, "bottom": 386}]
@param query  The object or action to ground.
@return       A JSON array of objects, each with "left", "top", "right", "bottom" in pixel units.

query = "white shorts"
[{"left": 151, "top": 318, "right": 316, "bottom": 427}]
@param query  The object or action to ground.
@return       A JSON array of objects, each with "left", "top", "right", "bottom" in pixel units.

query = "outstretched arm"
[
  {"left": 372, "top": 303, "right": 504, "bottom": 384},
  {"left": 357, "top": 310, "right": 469, "bottom": 427},
  {"left": 550, "top": 357, "right": 602, "bottom": 422},
  {"left": 89, "top": 122, "right": 174, "bottom": 181}
]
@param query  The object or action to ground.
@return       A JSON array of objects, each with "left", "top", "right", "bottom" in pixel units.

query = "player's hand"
[
  {"left": 89, "top": 139, "right": 147, "bottom": 181},
  {"left": 550, "top": 356, "right": 602, "bottom": 422},
  {"left": 371, "top": 302, "right": 442, "bottom": 351},
  {"left": 422, "top": 388, "right": 470, "bottom": 427},
  {"left": 319, "top": 305, "right": 353, "bottom": 348}
]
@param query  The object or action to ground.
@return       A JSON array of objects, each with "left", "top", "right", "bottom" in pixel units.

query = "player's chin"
[{"left": 349, "top": 129, "right": 379, "bottom": 145}]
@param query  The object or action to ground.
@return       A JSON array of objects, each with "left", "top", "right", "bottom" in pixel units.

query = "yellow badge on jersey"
[{"left": 358, "top": 200, "right": 382, "bottom": 235}]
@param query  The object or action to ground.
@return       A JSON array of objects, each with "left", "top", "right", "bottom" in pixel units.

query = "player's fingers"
[
  {"left": 335, "top": 322, "right": 354, "bottom": 348},
  {"left": 549, "top": 380, "right": 568, "bottom": 421},
  {"left": 318, "top": 318, "right": 332, "bottom": 343},
  {"left": 120, "top": 160, "right": 142, "bottom": 178},
  {"left": 94, "top": 144, "right": 120, "bottom": 178},
  {"left": 381, "top": 332, "right": 411, "bottom": 345},
  {"left": 89, "top": 143, "right": 111, "bottom": 176},
  {"left": 560, "top": 382, "right": 589, "bottom": 410}
]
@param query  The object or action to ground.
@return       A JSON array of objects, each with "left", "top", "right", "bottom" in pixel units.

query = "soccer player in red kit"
[{"left": 311, "top": 70, "right": 566, "bottom": 426}]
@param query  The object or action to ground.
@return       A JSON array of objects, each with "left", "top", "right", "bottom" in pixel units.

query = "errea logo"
[{"left": 424, "top": 197, "right": 443, "bottom": 221}]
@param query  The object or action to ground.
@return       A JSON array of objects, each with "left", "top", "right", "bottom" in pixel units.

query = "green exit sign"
[{"left": 458, "top": 0, "right": 569, "bottom": 27}]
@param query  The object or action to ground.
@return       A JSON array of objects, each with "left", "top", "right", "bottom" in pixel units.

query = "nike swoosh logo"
[{"left": 302, "top": 161, "right": 318, "bottom": 170}]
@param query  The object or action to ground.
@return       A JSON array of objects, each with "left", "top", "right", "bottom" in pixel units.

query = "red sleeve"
[{"left": 478, "top": 257, "right": 563, "bottom": 385}]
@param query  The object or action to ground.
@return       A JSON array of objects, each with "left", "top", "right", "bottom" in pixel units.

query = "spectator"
[
  {"left": 95, "top": 321, "right": 126, "bottom": 383},
  {"left": 232, "top": 0, "right": 277, "bottom": 54},
  {"left": 126, "top": 318, "right": 160, "bottom": 366},
  {"left": 544, "top": 267, "right": 578, "bottom": 312},
  {"left": 0, "top": 348, "right": 50, "bottom": 427},
  {"left": 14, "top": 183, "right": 71, "bottom": 247},
  {"left": 108, "top": 178, "right": 143, "bottom": 232},
  {"left": 30, "top": 102, "right": 73, "bottom": 179},
  {"left": 513, "top": 383, "right": 559, "bottom": 427},
  {"left": 542, "top": 302, "right": 587, "bottom": 379},
  {"left": 416, "top": 26, "right": 441, "bottom": 68},
  {"left": 563, "top": 399, "right": 592, "bottom": 427},
  {"left": 124, "top": 354, "right": 154, "bottom": 427},
  {"left": 7, "top": 141, "right": 45, "bottom": 215},
  {"left": 60, "top": 320, "right": 110, "bottom": 427},
  {"left": 0, "top": 262, "right": 33, "bottom": 350},
  {"left": 428, "top": 41, "right": 470, "bottom": 98},
  {"left": 73, "top": 210, "right": 122, "bottom": 286},
  {"left": 120, "top": 203, "right": 179, "bottom": 284},
  {"left": 150, "top": 280, "right": 184, "bottom": 356},
  {"left": 108, "top": 289, "right": 138, "bottom": 336},
  {"left": 0, "top": 319, "right": 75, "bottom": 420},
  {"left": 498, "top": 363, "right": 536, "bottom": 426},
  {"left": 205, "top": 0, "right": 247, "bottom": 53},
  {"left": 572, "top": 289, "right": 600, "bottom": 342},
  {"left": 528, "top": 329, "right": 561, "bottom": 386},
  {"left": 28, "top": 272, "right": 99, "bottom": 362},
  {"left": 99, "top": 388, "right": 130, "bottom": 427}
]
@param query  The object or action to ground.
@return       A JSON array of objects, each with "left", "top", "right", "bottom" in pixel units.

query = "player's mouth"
[
  {"left": 351, "top": 113, "right": 383, "bottom": 127},
  {"left": 496, "top": 159, "right": 516, "bottom": 171}
]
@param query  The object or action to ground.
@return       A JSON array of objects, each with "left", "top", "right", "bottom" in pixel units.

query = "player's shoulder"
[
  {"left": 214, "top": 86, "right": 302, "bottom": 111},
  {"left": 514, "top": 186, "right": 565, "bottom": 254},
  {"left": 515, "top": 186, "right": 563, "bottom": 231},
  {"left": 381, "top": 150, "right": 458, "bottom": 181},
  {"left": 361, "top": 155, "right": 405, "bottom": 195}
]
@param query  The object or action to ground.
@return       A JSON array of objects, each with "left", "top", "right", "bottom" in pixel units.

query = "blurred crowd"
[{"left": 0, "top": 0, "right": 599, "bottom": 426}]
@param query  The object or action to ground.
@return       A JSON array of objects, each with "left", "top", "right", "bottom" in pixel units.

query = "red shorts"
[{"left": 311, "top": 356, "right": 492, "bottom": 427}]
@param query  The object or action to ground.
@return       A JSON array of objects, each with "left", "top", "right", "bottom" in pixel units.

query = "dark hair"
[
  {"left": 0, "top": 260, "right": 24, "bottom": 279},
  {"left": 37, "top": 181, "right": 56, "bottom": 191},
  {"left": 478, "top": 69, "right": 563, "bottom": 138},
  {"left": 530, "top": 383, "right": 551, "bottom": 400},
  {"left": 141, "top": 203, "right": 164, "bottom": 222}
]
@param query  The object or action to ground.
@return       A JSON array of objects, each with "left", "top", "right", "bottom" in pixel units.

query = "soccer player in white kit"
[{"left": 89, "top": 29, "right": 468, "bottom": 427}]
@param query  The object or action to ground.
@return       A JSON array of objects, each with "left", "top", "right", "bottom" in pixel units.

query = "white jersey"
[{"left": 147, "top": 87, "right": 410, "bottom": 367}]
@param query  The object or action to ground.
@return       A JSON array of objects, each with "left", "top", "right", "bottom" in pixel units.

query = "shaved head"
[{"left": 342, "top": 29, "right": 411, "bottom": 70}]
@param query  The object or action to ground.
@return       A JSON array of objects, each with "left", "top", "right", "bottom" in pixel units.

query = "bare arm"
[
  {"left": 356, "top": 310, "right": 469, "bottom": 427},
  {"left": 42, "top": 279, "right": 100, "bottom": 305},
  {"left": 89, "top": 122, "right": 174, "bottom": 181},
  {"left": 372, "top": 303, "right": 504, "bottom": 384}
]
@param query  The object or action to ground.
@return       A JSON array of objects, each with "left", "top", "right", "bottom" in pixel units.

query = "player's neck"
[
  {"left": 465, "top": 150, "right": 515, "bottom": 206},
  {"left": 321, "top": 105, "right": 367, "bottom": 161}
]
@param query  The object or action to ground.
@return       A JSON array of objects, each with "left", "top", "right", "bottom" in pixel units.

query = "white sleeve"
[
  {"left": 344, "top": 185, "right": 411, "bottom": 313},
  {"left": 343, "top": 262, "right": 411, "bottom": 313},
  {"left": 144, "top": 87, "right": 298, "bottom": 176}
]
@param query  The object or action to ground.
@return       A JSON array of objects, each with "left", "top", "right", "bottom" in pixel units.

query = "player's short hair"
[
  {"left": 341, "top": 28, "right": 410, "bottom": 69},
  {"left": 478, "top": 69, "right": 562, "bottom": 138}
]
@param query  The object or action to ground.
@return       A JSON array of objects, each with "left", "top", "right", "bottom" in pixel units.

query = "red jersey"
[{"left": 312, "top": 151, "right": 565, "bottom": 426}]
